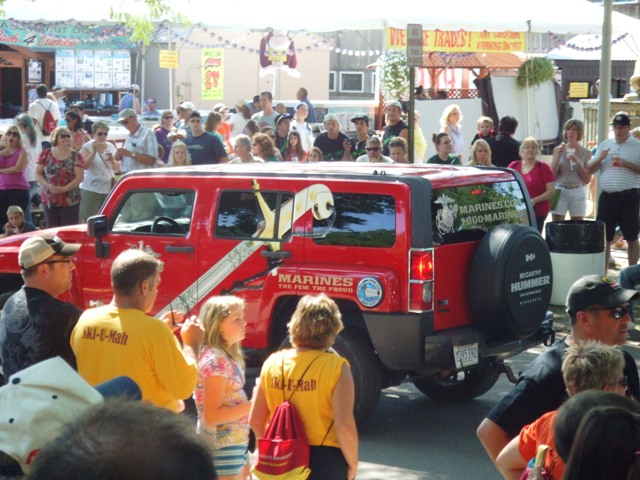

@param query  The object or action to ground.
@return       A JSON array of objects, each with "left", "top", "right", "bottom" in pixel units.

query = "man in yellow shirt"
[{"left": 71, "top": 249, "right": 204, "bottom": 412}]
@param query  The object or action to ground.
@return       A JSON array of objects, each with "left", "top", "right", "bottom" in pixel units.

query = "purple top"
[
  {"left": 0, "top": 147, "right": 28, "bottom": 190},
  {"left": 155, "top": 127, "right": 171, "bottom": 164}
]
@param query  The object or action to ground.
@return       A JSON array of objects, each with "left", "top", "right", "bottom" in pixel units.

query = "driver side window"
[{"left": 112, "top": 190, "right": 195, "bottom": 236}]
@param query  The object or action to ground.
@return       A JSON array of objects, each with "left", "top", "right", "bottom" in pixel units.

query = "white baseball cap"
[
  {"left": 323, "top": 113, "right": 340, "bottom": 126},
  {"left": 0, "top": 357, "right": 141, "bottom": 473},
  {"left": 18, "top": 235, "right": 80, "bottom": 269}
]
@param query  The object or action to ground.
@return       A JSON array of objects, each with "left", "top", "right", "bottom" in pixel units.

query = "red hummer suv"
[{"left": 0, "top": 163, "right": 554, "bottom": 420}]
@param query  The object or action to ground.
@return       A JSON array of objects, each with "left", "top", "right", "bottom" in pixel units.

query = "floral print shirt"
[
  {"left": 194, "top": 347, "right": 249, "bottom": 450},
  {"left": 37, "top": 149, "right": 83, "bottom": 207}
]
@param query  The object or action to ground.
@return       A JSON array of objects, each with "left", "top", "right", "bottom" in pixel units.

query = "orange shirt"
[{"left": 518, "top": 410, "right": 564, "bottom": 479}]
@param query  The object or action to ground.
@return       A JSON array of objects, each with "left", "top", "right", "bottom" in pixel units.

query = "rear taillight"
[{"left": 409, "top": 250, "right": 434, "bottom": 312}]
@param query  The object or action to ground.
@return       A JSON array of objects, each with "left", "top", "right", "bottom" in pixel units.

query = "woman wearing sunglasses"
[
  {"left": 0, "top": 126, "right": 30, "bottom": 228},
  {"left": 35, "top": 127, "right": 84, "bottom": 227},
  {"left": 79, "top": 121, "right": 117, "bottom": 222}
]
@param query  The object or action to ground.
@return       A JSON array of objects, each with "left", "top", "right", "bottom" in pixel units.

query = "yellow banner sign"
[
  {"left": 386, "top": 28, "right": 526, "bottom": 53},
  {"left": 159, "top": 50, "right": 178, "bottom": 69},
  {"left": 202, "top": 48, "right": 223, "bottom": 101}
]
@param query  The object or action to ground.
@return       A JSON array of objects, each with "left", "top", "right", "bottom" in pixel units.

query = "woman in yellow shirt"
[{"left": 249, "top": 294, "right": 359, "bottom": 480}]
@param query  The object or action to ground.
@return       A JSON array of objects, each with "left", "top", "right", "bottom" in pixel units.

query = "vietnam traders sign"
[{"left": 386, "top": 27, "right": 526, "bottom": 53}]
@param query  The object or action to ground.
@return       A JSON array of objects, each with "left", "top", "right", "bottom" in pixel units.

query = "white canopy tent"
[
  {"left": 2, "top": 0, "right": 640, "bottom": 35},
  {"left": 547, "top": 33, "right": 640, "bottom": 60}
]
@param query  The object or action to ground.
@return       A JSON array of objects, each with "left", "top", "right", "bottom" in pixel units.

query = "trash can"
[{"left": 545, "top": 220, "right": 606, "bottom": 306}]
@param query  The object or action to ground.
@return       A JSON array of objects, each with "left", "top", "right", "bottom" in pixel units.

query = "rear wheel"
[
  {"left": 331, "top": 329, "right": 383, "bottom": 423},
  {"left": 412, "top": 361, "right": 500, "bottom": 402},
  {"left": 280, "top": 328, "right": 383, "bottom": 423}
]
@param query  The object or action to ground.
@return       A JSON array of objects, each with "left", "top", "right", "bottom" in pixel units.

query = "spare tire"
[{"left": 469, "top": 224, "right": 552, "bottom": 339}]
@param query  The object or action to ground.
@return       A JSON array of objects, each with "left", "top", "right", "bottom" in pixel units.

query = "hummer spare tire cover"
[{"left": 469, "top": 224, "right": 552, "bottom": 339}]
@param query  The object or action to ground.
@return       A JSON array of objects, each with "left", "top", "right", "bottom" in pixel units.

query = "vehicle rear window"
[
  {"left": 431, "top": 180, "right": 529, "bottom": 245},
  {"left": 313, "top": 193, "right": 396, "bottom": 248}
]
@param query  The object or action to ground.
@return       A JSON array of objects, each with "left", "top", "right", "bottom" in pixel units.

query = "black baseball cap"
[
  {"left": 611, "top": 113, "right": 631, "bottom": 127},
  {"left": 350, "top": 114, "right": 369, "bottom": 124},
  {"left": 566, "top": 275, "right": 639, "bottom": 314}
]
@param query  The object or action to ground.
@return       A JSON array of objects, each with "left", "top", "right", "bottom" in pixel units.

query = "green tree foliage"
[{"left": 516, "top": 57, "right": 556, "bottom": 89}]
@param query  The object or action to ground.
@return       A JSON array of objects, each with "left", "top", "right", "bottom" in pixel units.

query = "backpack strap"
[
  {"left": 37, "top": 100, "right": 52, "bottom": 113},
  {"left": 320, "top": 420, "right": 334, "bottom": 446},
  {"left": 280, "top": 349, "right": 338, "bottom": 446},
  {"left": 280, "top": 350, "right": 325, "bottom": 402}
]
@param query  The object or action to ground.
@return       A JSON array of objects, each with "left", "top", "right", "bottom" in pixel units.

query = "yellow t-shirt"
[
  {"left": 260, "top": 349, "right": 346, "bottom": 447},
  {"left": 71, "top": 305, "right": 197, "bottom": 412}
]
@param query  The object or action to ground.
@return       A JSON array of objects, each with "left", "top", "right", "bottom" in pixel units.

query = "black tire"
[
  {"left": 281, "top": 329, "right": 383, "bottom": 422},
  {"left": 331, "top": 329, "right": 383, "bottom": 423},
  {"left": 469, "top": 224, "right": 552, "bottom": 339},
  {"left": 412, "top": 362, "right": 500, "bottom": 402}
]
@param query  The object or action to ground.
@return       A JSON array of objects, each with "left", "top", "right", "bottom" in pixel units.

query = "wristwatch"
[{"left": 131, "top": 152, "right": 137, "bottom": 159}]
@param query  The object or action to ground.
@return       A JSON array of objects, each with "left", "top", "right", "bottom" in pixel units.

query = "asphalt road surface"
[{"left": 355, "top": 332, "right": 640, "bottom": 480}]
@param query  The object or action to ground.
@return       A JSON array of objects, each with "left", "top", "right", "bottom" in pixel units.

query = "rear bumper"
[{"left": 363, "top": 311, "right": 554, "bottom": 372}]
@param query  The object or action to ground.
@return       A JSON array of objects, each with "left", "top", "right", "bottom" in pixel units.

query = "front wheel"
[{"left": 412, "top": 361, "right": 500, "bottom": 402}]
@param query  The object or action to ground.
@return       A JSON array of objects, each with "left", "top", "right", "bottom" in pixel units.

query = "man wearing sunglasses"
[
  {"left": 355, "top": 136, "right": 393, "bottom": 163},
  {"left": 0, "top": 235, "right": 82, "bottom": 382},
  {"left": 478, "top": 274, "right": 640, "bottom": 466}
]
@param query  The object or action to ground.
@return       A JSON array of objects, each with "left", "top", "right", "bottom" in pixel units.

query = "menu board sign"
[{"left": 56, "top": 50, "right": 131, "bottom": 89}]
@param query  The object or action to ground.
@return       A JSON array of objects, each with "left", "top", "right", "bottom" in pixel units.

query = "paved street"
[
  {"left": 356, "top": 343, "right": 552, "bottom": 479},
  {"left": 355, "top": 329, "right": 640, "bottom": 479}
]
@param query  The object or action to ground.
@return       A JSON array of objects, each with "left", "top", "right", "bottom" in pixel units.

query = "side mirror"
[
  {"left": 87, "top": 215, "right": 110, "bottom": 258},
  {"left": 87, "top": 215, "right": 108, "bottom": 238}
]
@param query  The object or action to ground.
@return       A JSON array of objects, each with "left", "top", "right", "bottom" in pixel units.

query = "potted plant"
[
  {"left": 380, "top": 50, "right": 411, "bottom": 101},
  {"left": 516, "top": 57, "right": 556, "bottom": 89}
]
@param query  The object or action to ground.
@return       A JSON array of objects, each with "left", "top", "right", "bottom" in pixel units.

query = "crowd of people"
[
  {"left": 2, "top": 82, "right": 640, "bottom": 478},
  {"left": 478, "top": 274, "right": 640, "bottom": 480},
  {"left": 0, "top": 236, "right": 357, "bottom": 479},
  {"left": 1, "top": 233, "right": 639, "bottom": 478},
  {"left": 10, "top": 82, "right": 640, "bottom": 242}
]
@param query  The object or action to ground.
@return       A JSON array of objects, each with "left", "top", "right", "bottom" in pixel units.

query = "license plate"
[{"left": 453, "top": 343, "right": 479, "bottom": 369}]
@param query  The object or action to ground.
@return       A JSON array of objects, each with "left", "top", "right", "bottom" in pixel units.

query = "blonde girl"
[
  {"left": 439, "top": 104, "right": 464, "bottom": 162},
  {"left": 166, "top": 141, "right": 192, "bottom": 167},
  {"left": 194, "top": 296, "right": 251, "bottom": 480},
  {"left": 469, "top": 139, "right": 493, "bottom": 166}
]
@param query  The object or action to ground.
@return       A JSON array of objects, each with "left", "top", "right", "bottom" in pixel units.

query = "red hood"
[{"left": 0, "top": 224, "right": 89, "bottom": 274}]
